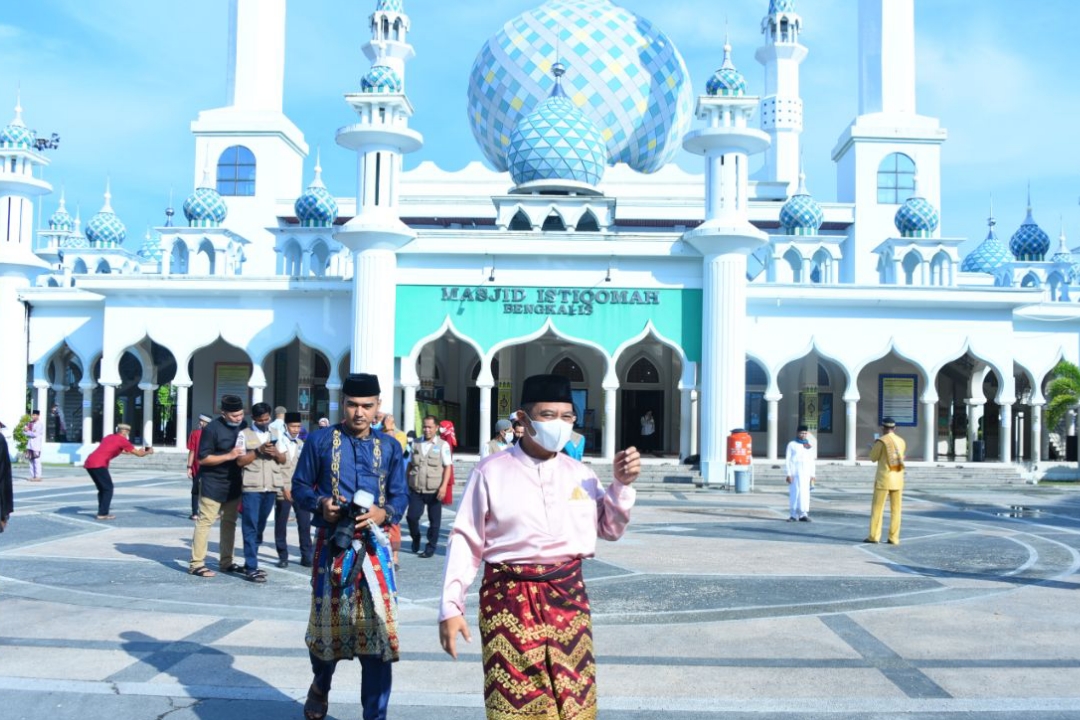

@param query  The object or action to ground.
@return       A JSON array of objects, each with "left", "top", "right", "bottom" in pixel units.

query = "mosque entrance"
[{"left": 620, "top": 389, "right": 664, "bottom": 456}]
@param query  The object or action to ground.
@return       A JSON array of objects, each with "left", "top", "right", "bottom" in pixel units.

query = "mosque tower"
[
  {"left": 831, "top": 0, "right": 946, "bottom": 284},
  {"left": 335, "top": 0, "right": 423, "bottom": 416},
  {"left": 190, "top": 0, "right": 307, "bottom": 273},
  {"left": 754, "top": 0, "right": 807, "bottom": 194},
  {"left": 0, "top": 92, "right": 52, "bottom": 444},
  {"left": 682, "top": 42, "right": 771, "bottom": 484}
]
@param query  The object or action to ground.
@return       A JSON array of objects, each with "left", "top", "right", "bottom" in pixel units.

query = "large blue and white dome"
[
  {"left": 468, "top": 0, "right": 693, "bottom": 174},
  {"left": 1009, "top": 205, "right": 1050, "bottom": 261},
  {"left": 361, "top": 65, "right": 403, "bottom": 94},
  {"left": 183, "top": 186, "right": 228, "bottom": 227},
  {"left": 295, "top": 159, "right": 339, "bottom": 227},
  {"left": 961, "top": 217, "right": 1009, "bottom": 274},
  {"left": 86, "top": 185, "right": 126, "bottom": 248},
  {"left": 706, "top": 42, "right": 747, "bottom": 97},
  {"left": 894, "top": 196, "right": 939, "bottom": 237},
  {"left": 779, "top": 174, "right": 823, "bottom": 235},
  {"left": 507, "top": 63, "right": 606, "bottom": 188}
]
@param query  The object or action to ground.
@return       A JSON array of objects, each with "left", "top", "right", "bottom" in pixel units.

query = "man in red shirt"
[
  {"left": 186, "top": 414, "right": 211, "bottom": 520},
  {"left": 84, "top": 423, "right": 153, "bottom": 520}
]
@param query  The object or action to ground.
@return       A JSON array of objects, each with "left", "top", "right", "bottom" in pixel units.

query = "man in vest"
[
  {"left": 236, "top": 402, "right": 286, "bottom": 582},
  {"left": 865, "top": 417, "right": 907, "bottom": 545},
  {"left": 407, "top": 414, "right": 452, "bottom": 558}
]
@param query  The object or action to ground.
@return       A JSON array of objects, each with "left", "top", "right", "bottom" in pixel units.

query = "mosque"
[{"left": 1, "top": 0, "right": 1077, "bottom": 482}]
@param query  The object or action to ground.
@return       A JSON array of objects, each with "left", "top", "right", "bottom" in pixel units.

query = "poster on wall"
[
  {"left": 298, "top": 385, "right": 312, "bottom": 414},
  {"left": 214, "top": 363, "right": 252, "bottom": 409},
  {"left": 800, "top": 392, "right": 833, "bottom": 433},
  {"left": 879, "top": 374, "right": 918, "bottom": 426},
  {"left": 744, "top": 391, "right": 765, "bottom": 432}
]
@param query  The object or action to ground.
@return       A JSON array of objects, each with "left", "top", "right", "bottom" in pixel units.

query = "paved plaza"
[{"left": 3, "top": 464, "right": 1080, "bottom": 719}]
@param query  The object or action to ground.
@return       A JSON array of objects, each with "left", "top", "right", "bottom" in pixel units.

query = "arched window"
[
  {"left": 817, "top": 362, "right": 830, "bottom": 387},
  {"left": 877, "top": 153, "right": 915, "bottom": 204},
  {"left": 626, "top": 357, "right": 659, "bottom": 384},
  {"left": 577, "top": 211, "right": 600, "bottom": 232},
  {"left": 470, "top": 358, "right": 500, "bottom": 382},
  {"left": 542, "top": 212, "right": 566, "bottom": 232},
  {"left": 552, "top": 357, "right": 585, "bottom": 382},
  {"left": 509, "top": 210, "right": 531, "bottom": 231},
  {"left": 95, "top": 260, "right": 111, "bottom": 275},
  {"left": 216, "top": 145, "right": 256, "bottom": 196},
  {"left": 746, "top": 360, "right": 767, "bottom": 386}
]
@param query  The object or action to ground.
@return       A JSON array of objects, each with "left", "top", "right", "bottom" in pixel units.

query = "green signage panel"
[{"left": 395, "top": 285, "right": 702, "bottom": 362}]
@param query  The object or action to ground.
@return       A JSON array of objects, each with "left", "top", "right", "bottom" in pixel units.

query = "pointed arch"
[
  {"left": 508, "top": 209, "right": 531, "bottom": 231},
  {"left": 170, "top": 240, "right": 189, "bottom": 275},
  {"left": 541, "top": 211, "right": 566, "bottom": 232},
  {"left": 402, "top": 316, "right": 487, "bottom": 386},
  {"left": 550, "top": 355, "right": 587, "bottom": 383},
  {"left": 577, "top": 210, "right": 600, "bottom": 232},
  {"left": 486, "top": 318, "right": 615, "bottom": 386}
]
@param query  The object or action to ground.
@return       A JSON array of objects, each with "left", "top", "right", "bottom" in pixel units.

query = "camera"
[{"left": 330, "top": 489, "right": 390, "bottom": 550}]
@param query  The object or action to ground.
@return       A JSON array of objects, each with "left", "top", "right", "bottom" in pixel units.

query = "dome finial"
[
  {"left": 310, "top": 147, "right": 326, "bottom": 189},
  {"left": 13, "top": 85, "right": 23, "bottom": 125},
  {"left": 795, "top": 149, "right": 809, "bottom": 196},
  {"left": 988, "top": 193, "right": 995, "bottom": 228},
  {"left": 550, "top": 58, "right": 567, "bottom": 98},
  {"left": 101, "top": 177, "right": 113, "bottom": 213},
  {"left": 200, "top": 156, "right": 214, "bottom": 189},
  {"left": 58, "top": 186, "right": 66, "bottom": 210}
]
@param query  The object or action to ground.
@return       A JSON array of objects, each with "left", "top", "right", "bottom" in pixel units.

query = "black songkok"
[
  {"left": 284, "top": 411, "right": 302, "bottom": 424},
  {"left": 520, "top": 374, "right": 573, "bottom": 406},
  {"left": 882, "top": 417, "right": 897, "bottom": 428},
  {"left": 797, "top": 424, "right": 809, "bottom": 432},
  {"left": 342, "top": 373, "right": 381, "bottom": 398},
  {"left": 220, "top": 394, "right": 244, "bottom": 412}
]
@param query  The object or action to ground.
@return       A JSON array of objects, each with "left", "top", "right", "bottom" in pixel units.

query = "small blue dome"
[
  {"left": 183, "top": 186, "right": 228, "bottom": 227},
  {"left": 506, "top": 64, "right": 606, "bottom": 188},
  {"left": 961, "top": 217, "right": 1009, "bottom": 274},
  {"left": 1009, "top": 206, "right": 1050, "bottom": 261},
  {"left": 86, "top": 192, "right": 126, "bottom": 248},
  {"left": 49, "top": 195, "right": 74, "bottom": 232},
  {"left": 780, "top": 185, "right": 823, "bottom": 236},
  {"left": 62, "top": 232, "right": 88, "bottom": 249},
  {"left": 769, "top": 0, "right": 797, "bottom": 13},
  {"left": 0, "top": 120, "right": 34, "bottom": 148},
  {"left": 295, "top": 161, "right": 338, "bottom": 228},
  {"left": 706, "top": 43, "right": 747, "bottom": 97},
  {"left": 894, "top": 196, "right": 939, "bottom": 237},
  {"left": 376, "top": 0, "right": 405, "bottom": 11},
  {"left": 361, "top": 65, "right": 403, "bottom": 94}
]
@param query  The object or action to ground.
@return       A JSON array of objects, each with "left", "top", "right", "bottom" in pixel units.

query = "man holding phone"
[{"left": 236, "top": 402, "right": 287, "bottom": 582}]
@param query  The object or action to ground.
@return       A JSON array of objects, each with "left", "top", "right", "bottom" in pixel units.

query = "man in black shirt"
[{"left": 188, "top": 395, "right": 248, "bottom": 577}]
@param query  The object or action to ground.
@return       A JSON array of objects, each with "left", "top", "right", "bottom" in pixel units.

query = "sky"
[{"left": 5, "top": 0, "right": 1080, "bottom": 257}]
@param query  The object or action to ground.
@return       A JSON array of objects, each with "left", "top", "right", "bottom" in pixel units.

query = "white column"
[
  {"left": 922, "top": 401, "right": 935, "bottom": 462},
  {"left": 478, "top": 383, "right": 493, "bottom": 452},
  {"left": 33, "top": 380, "right": 50, "bottom": 427},
  {"left": 80, "top": 382, "right": 96, "bottom": 443},
  {"left": 102, "top": 383, "right": 118, "bottom": 437},
  {"left": 250, "top": 385, "right": 265, "bottom": 405},
  {"left": 999, "top": 403, "right": 1013, "bottom": 463},
  {"left": 402, "top": 384, "right": 417, "bottom": 434},
  {"left": 845, "top": 399, "right": 858, "bottom": 461},
  {"left": 966, "top": 401, "right": 984, "bottom": 460},
  {"left": 1031, "top": 404, "right": 1043, "bottom": 465},
  {"left": 603, "top": 385, "right": 617, "bottom": 461},
  {"left": 326, "top": 382, "right": 341, "bottom": 423},
  {"left": 698, "top": 253, "right": 749, "bottom": 482},
  {"left": 679, "top": 387, "right": 693, "bottom": 462},
  {"left": 352, "top": 248, "right": 397, "bottom": 417},
  {"left": 766, "top": 398, "right": 779, "bottom": 461},
  {"left": 689, "top": 389, "right": 699, "bottom": 457},
  {"left": 140, "top": 383, "right": 157, "bottom": 446},
  {"left": 174, "top": 384, "right": 190, "bottom": 451}
]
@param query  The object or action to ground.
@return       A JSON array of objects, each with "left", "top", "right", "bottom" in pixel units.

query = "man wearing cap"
[
  {"left": 785, "top": 424, "right": 816, "bottom": 522},
  {"left": 186, "top": 414, "right": 212, "bottom": 520},
  {"left": 439, "top": 373, "right": 641, "bottom": 720},
  {"left": 482, "top": 418, "right": 514, "bottom": 458},
  {"left": 291, "top": 373, "right": 408, "bottom": 720},
  {"left": 273, "top": 411, "right": 311, "bottom": 568},
  {"left": 866, "top": 417, "right": 907, "bottom": 545},
  {"left": 188, "top": 395, "right": 248, "bottom": 578}
]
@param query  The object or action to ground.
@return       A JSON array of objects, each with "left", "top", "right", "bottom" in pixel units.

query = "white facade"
[{"left": 2, "top": 0, "right": 1079, "bottom": 480}]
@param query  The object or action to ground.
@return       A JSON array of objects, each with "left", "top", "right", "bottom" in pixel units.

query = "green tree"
[
  {"left": 1045, "top": 360, "right": 1080, "bottom": 432},
  {"left": 12, "top": 413, "right": 32, "bottom": 458}
]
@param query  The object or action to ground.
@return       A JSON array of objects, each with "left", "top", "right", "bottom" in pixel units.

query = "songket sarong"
[
  {"left": 306, "top": 527, "right": 399, "bottom": 663},
  {"left": 479, "top": 559, "right": 596, "bottom": 720}
]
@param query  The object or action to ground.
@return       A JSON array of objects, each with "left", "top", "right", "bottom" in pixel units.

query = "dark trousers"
[
  {"left": 86, "top": 467, "right": 114, "bottom": 516},
  {"left": 240, "top": 491, "right": 276, "bottom": 571},
  {"left": 275, "top": 496, "right": 313, "bottom": 563},
  {"left": 190, "top": 474, "right": 200, "bottom": 517},
  {"left": 406, "top": 490, "right": 442, "bottom": 552},
  {"left": 310, "top": 652, "right": 392, "bottom": 720}
]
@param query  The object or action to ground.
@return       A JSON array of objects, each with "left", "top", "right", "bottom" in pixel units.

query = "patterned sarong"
[
  {"left": 480, "top": 559, "right": 596, "bottom": 720},
  {"left": 306, "top": 527, "right": 399, "bottom": 663}
]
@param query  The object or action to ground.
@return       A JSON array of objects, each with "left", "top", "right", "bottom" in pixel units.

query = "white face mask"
[
  {"left": 502, "top": 430, "right": 514, "bottom": 443},
  {"left": 525, "top": 416, "right": 574, "bottom": 453}
]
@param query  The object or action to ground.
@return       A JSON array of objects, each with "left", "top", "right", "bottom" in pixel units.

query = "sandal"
[
  {"left": 96, "top": 515, "right": 116, "bottom": 521},
  {"left": 221, "top": 563, "right": 245, "bottom": 574},
  {"left": 244, "top": 569, "right": 267, "bottom": 583},
  {"left": 189, "top": 566, "right": 216, "bottom": 578},
  {"left": 303, "top": 684, "right": 328, "bottom": 720}
]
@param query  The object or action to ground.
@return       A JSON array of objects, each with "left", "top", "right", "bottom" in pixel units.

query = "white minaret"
[
  {"left": 755, "top": 0, "right": 807, "bottom": 194},
  {"left": 190, "top": 0, "right": 306, "bottom": 274},
  {"left": 682, "top": 46, "right": 771, "bottom": 484},
  {"left": 335, "top": 0, "right": 422, "bottom": 416},
  {"left": 831, "top": 0, "right": 946, "bottom": 284},
  {"left": 0, "top": 91, "right": 51, "bottom": 448}
]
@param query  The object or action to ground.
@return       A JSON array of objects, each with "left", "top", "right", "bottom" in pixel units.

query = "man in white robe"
[{"left": 785, "top": 425, "right": 816, "bottom": 522}]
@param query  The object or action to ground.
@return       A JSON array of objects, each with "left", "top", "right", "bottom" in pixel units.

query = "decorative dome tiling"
[
  {"left": 769, "top": 0, "right": 797, "bottom": 13},
  {"left": 961, "top": 219, "right": 1009, "bottom": 273},
  {"left": 183, "top": 187, "right": 228, "bottom": 227},
  {"left": 361, "top": 64, "right": 404, "bottom": 94},
  {"left": 1009, "top": 207, "right": 1050, "bottom": 261},
  {"left": 706, "top": 43, "right": 746, "bottom": 97},
  {"left": 468, "top": 0, "right": 693, "bottom": 174},
  {"left": 894, "top": 196, "right": 939, "bottom": 237},
  {"left": 780, "top": 194, "right": 823, "bottom": 235},
  {"left": 86, "top": 211, "right": 126, "bottom": 248}
]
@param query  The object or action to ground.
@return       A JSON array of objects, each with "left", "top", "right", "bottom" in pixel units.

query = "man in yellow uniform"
[{"left": 865, "top": 417, "right": 906, "bottom": 545}]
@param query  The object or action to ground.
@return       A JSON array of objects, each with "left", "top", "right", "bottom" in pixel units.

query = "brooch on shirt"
[{"left": 569, "top": 486, "right": 590, "bottom": 501}]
